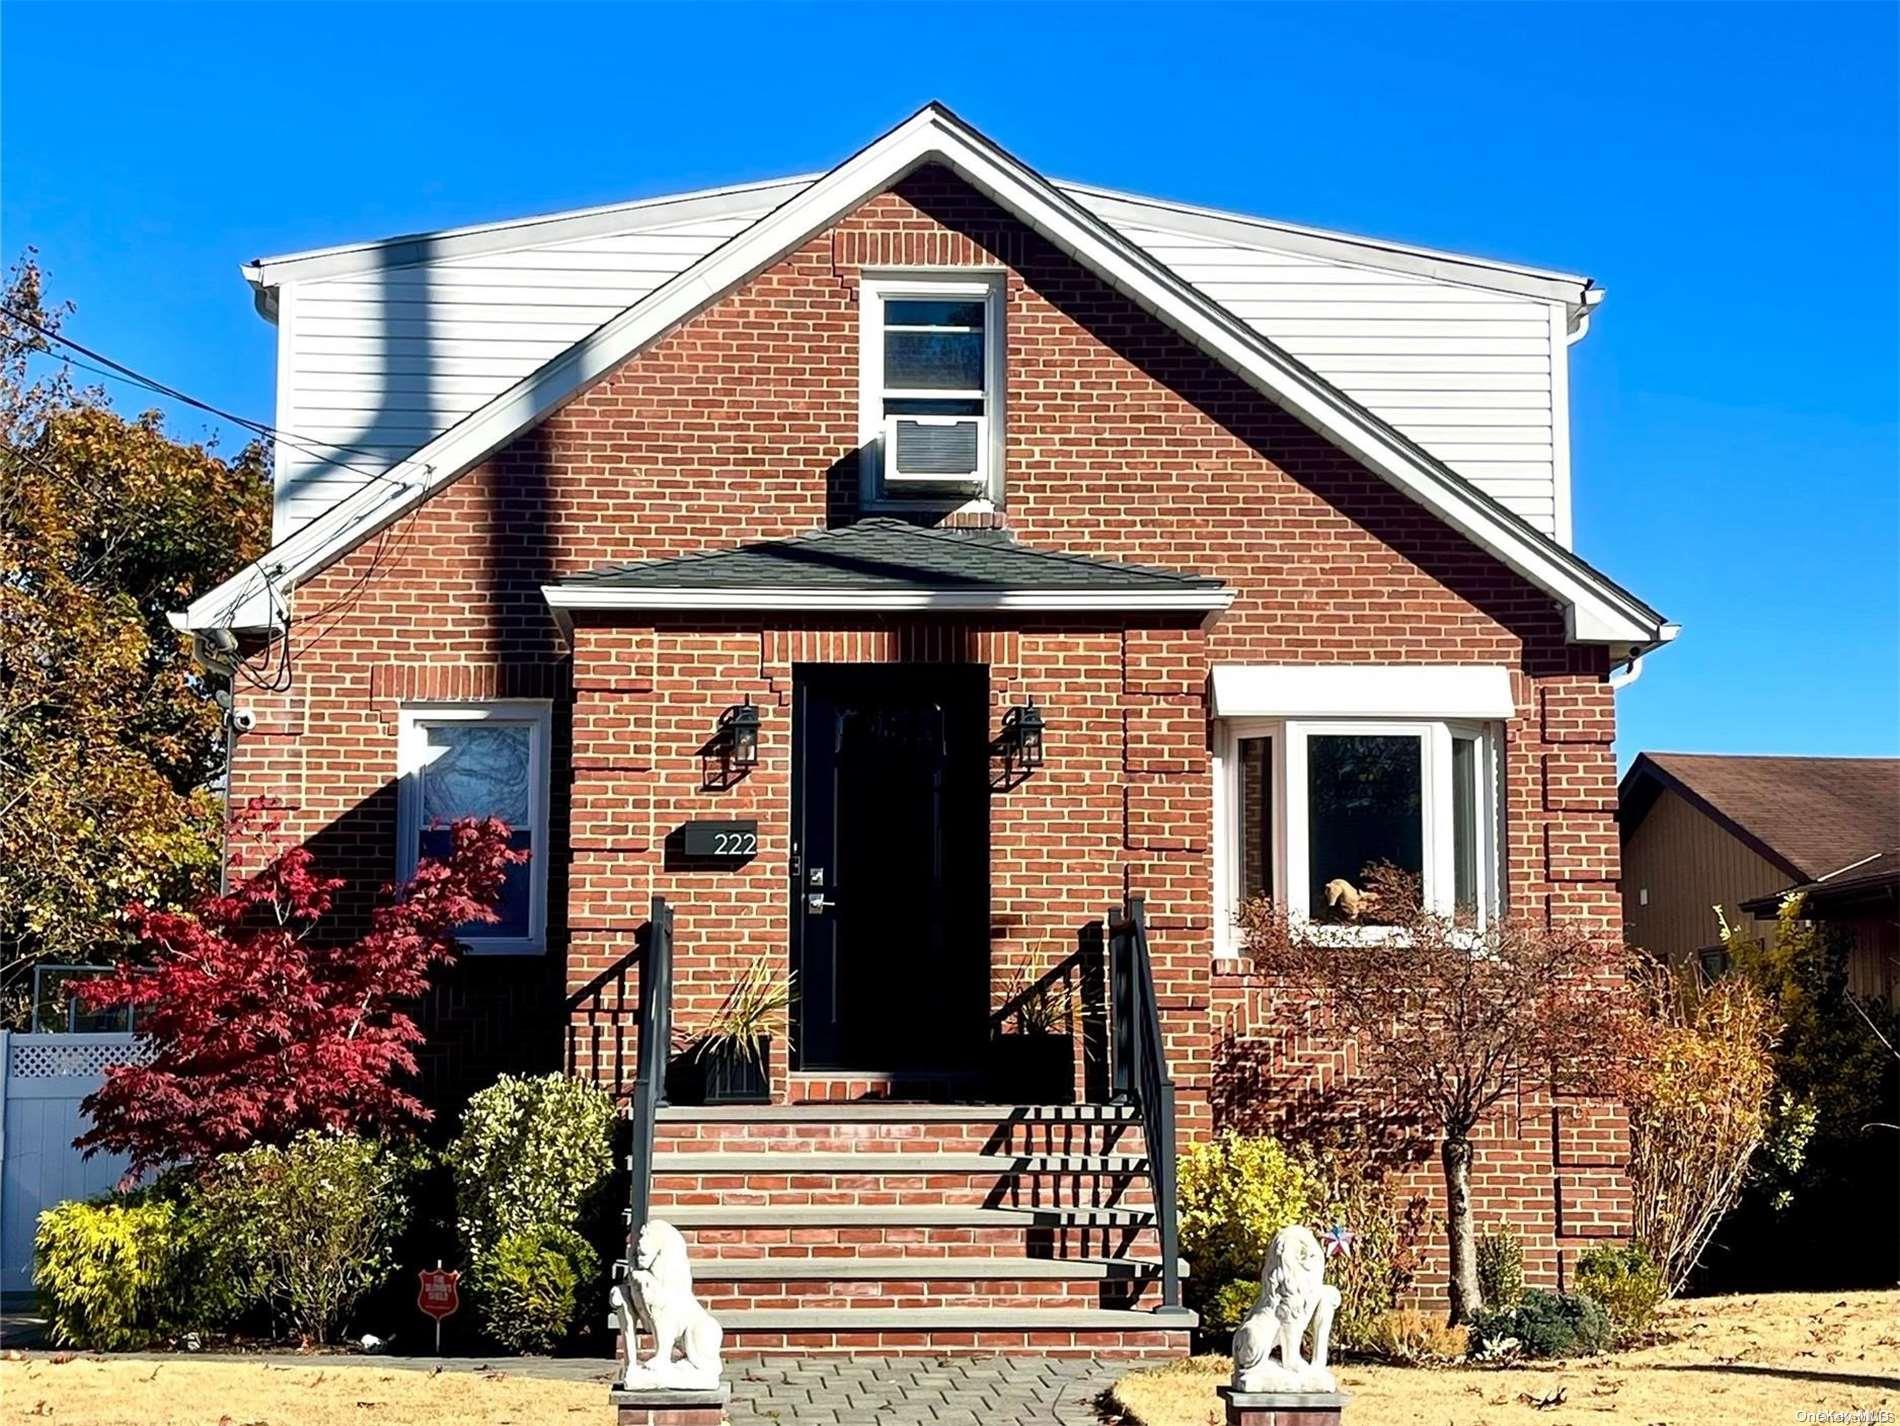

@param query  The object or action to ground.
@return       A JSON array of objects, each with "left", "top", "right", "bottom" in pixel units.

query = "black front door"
[{"left": 792, "top": 664, "right": 989, "bottom": 1072}]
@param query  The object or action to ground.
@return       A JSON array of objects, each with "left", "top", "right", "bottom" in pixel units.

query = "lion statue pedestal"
[
  {"left": 609, "top": 1220, "right": 727, "bottom": 1426},
  {"left": 1222, "top": 1225, "right": 1349, "bottom": 1425}
]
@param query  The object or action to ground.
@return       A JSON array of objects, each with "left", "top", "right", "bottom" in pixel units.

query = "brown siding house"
[{"left": 1619, "top": 752, "right": 1900, "bottom": 999}]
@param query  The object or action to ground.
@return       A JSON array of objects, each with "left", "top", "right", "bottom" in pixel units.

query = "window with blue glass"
[{"left": 397, "top": 702, "right": 550, "bottom": 953}]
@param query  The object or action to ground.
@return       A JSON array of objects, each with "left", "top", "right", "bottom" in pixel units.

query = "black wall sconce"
[
  {"left": 996, "top": 698, "right": 1046, "bottom": 775},
  {"left": 700, "top": 700, "right": 761, "bottom": 789}
]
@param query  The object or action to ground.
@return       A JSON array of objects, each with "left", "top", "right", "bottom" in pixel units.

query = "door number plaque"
[{"left": 680, "top": 819, "right": 759, "bottom": 859}]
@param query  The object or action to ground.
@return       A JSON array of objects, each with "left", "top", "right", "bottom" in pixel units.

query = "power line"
[{"left": 0, "top": 304, "right": 434, "bottom": 486}]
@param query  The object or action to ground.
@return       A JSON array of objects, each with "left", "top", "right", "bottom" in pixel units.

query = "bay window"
[
  {"left": 397, "top": 701, "right": 551, "bottom": 954},
  {"left": 1214, "top": 717, "right": 1502, "bottom": 951}
]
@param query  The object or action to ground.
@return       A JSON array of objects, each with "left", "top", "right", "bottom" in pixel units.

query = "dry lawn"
[
  {"left": 1113, "top": 1289, "right": 1900, "bottom": 1426},
  {"left": 0, "top": 1355, "right": 609, "bottom": 1426}
]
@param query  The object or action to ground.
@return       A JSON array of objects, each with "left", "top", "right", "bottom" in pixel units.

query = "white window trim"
[
  {"left": 858, "top": 271, "right": 1005, "bottom": 512},
  {"left": 396, "top": 700, "right": 552, "bottom": 956},
  {"left": 1213, "top": 716, "right": 1504, "bottom": 958}
]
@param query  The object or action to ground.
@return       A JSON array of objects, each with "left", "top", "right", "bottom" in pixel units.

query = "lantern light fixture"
[
  {"left": 701, "top": 700, "right": 761, "bottom": 788},
  {"left": 718, "top": 701, "right": 760, "bottom": 770},
  {"left": 998, "top": 698, "right": 1046, "bottom": 773}
]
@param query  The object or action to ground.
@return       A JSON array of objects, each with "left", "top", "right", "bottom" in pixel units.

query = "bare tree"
[{"left": 1240, "top": 865, "right": 1631, "bottom": 1323}]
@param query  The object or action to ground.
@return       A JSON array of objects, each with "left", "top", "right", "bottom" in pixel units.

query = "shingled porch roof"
[{"left": 541, "top": 518, "right": 1233, "bottom": 630}]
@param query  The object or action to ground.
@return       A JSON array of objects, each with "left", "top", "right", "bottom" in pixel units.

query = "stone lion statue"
[
  {"left": 612, "top": 1219, "right": 723, "bottom": 1391},
  {"left": 1231, "top": 1224, "right": 1341, "bottom": 1394}
]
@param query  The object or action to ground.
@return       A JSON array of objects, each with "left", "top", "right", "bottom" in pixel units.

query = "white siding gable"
[
  {"left": 263, "top": 185, "right": 1580, "bottom": 546},
  {"left": 1104, "top": 221, "right": 1569, "bottom": 539},
  {"left": 273, "top": 214, "right": 764, "bottom": 538}
]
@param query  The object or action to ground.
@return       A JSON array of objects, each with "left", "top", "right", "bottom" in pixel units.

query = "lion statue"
[
  {"left": 1230, "top": 1224, "right": 1341, "bottom": 1394},
  {"left": 612, "top": 1219, "right": 723, "bottom": 1391}
]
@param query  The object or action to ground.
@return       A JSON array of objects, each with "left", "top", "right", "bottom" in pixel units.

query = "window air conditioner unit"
[{"left": 882, "top": 413, "right": 986, "bottom": 486}]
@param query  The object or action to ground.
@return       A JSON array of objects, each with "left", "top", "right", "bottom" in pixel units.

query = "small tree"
[
  {"left": 75, "top": 802, "right": 524, "bottom": 1175},
  {"left": 1616, "top": 954, "right": 1780, "bottom": 1294},
  {"left": 1, "top": 253, "right": 271, "bottom": 1020},
  {"left": 1240, "top": 865, "right": 1631, "bottom": 1323}
]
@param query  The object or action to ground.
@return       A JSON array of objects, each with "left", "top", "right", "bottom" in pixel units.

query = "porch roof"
[{"left": 541, "top": 518, "right": 1233, "bottom": 621}]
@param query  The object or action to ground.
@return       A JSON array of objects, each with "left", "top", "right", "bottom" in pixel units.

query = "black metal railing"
[
  {"left": 1108, "top": 895, "right": 1182, "bottom": 1312},
  {"left": 625, "top": 894, "right": 674, "bottom": 1248}
]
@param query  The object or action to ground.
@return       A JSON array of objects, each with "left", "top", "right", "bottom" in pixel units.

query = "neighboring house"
[
  {"left": 1619, "top": 753, "right": 1900, "bottom": 1001},
  {"left": 177, "top": 104, "right": 1675, "bottom": 1353}
]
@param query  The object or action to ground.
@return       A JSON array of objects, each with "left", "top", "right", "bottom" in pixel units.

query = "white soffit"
[{"left": 1211, "top": 664, "right": 1516, "bottom": 720}]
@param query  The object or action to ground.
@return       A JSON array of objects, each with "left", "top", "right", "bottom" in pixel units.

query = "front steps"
[{"left": 625, "top": 1102, "right": 1193, "bottom": 1356}]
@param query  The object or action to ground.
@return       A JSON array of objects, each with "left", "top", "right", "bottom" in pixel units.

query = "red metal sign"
[{"left": 417, "top": 1266, "right": 460, "bottom": 1322}]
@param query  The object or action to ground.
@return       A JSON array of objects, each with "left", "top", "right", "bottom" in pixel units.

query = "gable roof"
[
  {"left": 180, "top": 102, "right": 1673, "bottom": 655},
  {"left": 1620, "top": 752, "right": 1900, "bottom": 881},
  {"left": 544, "top": 519, "right": 1230, "bottom": 628},
  {"left": 241, "top": 175, "right": 1597, "bottom": 319}
]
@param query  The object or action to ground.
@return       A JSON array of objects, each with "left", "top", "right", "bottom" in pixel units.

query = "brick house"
[{"left": 179, "top": 105, "right": 1675, "bottom": 1354}]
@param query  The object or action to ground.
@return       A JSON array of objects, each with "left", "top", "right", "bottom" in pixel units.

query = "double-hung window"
[
  {"left": 397, "top": 702, "right": 551, "bottom": 955},
  {"left": 860, "top": 274, "right": 1003, "bottom": 506},
  {"left": 1214, "top": 717, "right": 1502, "bottom": 950}
]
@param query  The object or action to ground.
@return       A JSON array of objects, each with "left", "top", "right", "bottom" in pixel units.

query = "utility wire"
[
  {"left": 1, "top": 307, "right": 442, "bottom": 694},
  {"left": 0, "top": 304, "right": 434, "bottom": 487}
]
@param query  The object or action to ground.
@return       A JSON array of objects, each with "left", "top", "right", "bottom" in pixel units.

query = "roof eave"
[{"left": 540, "top": 584, "right": 1236, "bottom": 613}]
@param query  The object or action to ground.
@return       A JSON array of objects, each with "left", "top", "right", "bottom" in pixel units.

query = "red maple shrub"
[{"left": 76, "top": 799, "right": 525, "bottom": 1175}]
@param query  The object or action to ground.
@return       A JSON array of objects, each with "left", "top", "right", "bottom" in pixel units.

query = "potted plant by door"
[
  {"left": 686, "top": 956, "right": 793, "bottom": 1105},
  {"left": 989, "top": 956, "right": 1075, "bottom": 1102}
]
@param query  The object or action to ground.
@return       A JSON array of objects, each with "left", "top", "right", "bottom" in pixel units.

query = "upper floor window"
[
  {"left": 397, "top": 701, "right": 551, "bottom": 955},
  {"left": 860, "top": 274, "right": 1004, "bottom": 507},
  {"left": 1214, "top": 717, "right": 1503, "bottom": 953}
]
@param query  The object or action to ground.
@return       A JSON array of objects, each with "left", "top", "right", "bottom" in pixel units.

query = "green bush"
[
  {"left": 1201, "top": 1278, "right": 1258, "bottom": 1335},
  {"left": 471, "top": 1225, "right": 599, "bottom": 1353},
  {"left": 1178, "top": 1132, "right": 1317, "bottom": 1327},
  {"left": 1476, "top": 1226, "right": 1525, "bottom": 1309},
  {"left": 1469, "top": 1288, "right": 1612, "bottom": 1359},
  {"left": 196, "top": 1131, "right": 410, "bottom": 1344},
  {"left": 34, "top": 1192, "right": 193, "bottom": 1348},
  {"left": 1573, "top": 1242, "right": 1664, "bottom": 1344},
  {"left": 1176, "top": 1131, "right": 1422, "bottom": 1351},
  {"left": 446, "top": 1073, "right": 616, "bottom": 1265}
]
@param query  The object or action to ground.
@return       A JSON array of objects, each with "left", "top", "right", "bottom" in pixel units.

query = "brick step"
[
  {"left": 655, "top": 1103, "right": 1138, "bottom": 1122},
  {"left": 688, "top": 1255, "right": 1179, "bottom": 1281},
  {"left": 711, "top": 1305, "right": 1196, "bottom": 1358},
  {"left": 653, "top": 1103, "right": 1143, "bottom": 1157},
  {"left": 647, "top": 1152, "right": 1150, "bottom": 1174},
  {"left": 697, "top": 1277, "right": 1155, "bottom": 1311},
  {"left": 654, "top": 1183, "right": 1151, "bottom": 1212},
  {"left": 640, "top": 1203, "right": 1156, "bottom": 1229},
  {"left": 647, "top": 1152, "right": 1153, "bottom": 1210},
  {"left": 662, "top": 1226, "right": 1158, "bottom": 1258},
  {"left": 657, "top": 1205, "right": 1159, "bottom": 1259}
]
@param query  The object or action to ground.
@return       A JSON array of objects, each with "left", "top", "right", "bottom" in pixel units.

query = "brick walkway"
[{"left": 726, "top": 1357, "right": 1122, "bottom": 1426}]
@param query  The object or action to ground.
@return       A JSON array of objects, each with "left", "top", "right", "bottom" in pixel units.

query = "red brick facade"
[{"left": 232, "top": 166, "right": 1627, "bottom": 1306}]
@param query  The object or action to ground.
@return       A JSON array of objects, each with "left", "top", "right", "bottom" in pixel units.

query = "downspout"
[{"left": 1609, "top": 653, "right": 1644, "bottom": 692}]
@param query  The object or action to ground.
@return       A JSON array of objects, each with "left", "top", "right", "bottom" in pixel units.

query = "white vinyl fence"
[{"left": 0, "top": 1031, "right": 140, "bottom": 1298}]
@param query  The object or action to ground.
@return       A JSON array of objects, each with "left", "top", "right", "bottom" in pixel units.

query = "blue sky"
[{"left": 3, "top": 2, "right": 1895, "bottom": 764}]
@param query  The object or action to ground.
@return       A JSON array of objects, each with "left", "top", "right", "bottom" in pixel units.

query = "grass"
[
  {"left": 2, "top": 1291, "right": 1894, "bottom": 1426},
  {"left": 0, "top": 1355, "right": 609, "bottom": 1426},
  {"left": 1112, "top": 1289, "right": 1900, "bottom": 1426}
]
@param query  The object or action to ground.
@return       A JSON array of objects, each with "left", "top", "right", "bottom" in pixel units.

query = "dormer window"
[{"left": 860, "top": 274, "right": 1003, "bottom": 506}]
